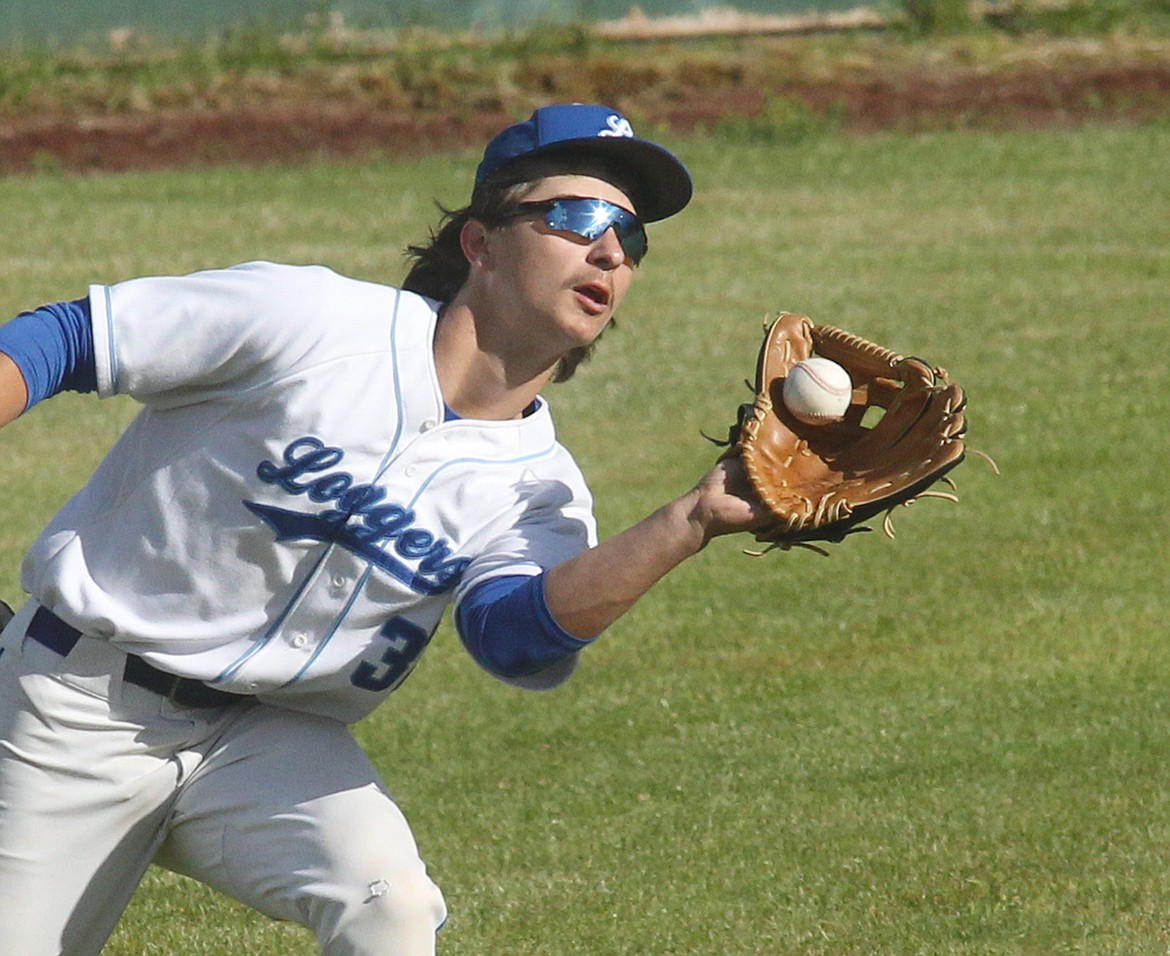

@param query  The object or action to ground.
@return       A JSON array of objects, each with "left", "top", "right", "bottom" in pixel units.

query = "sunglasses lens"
[
  {"left": 544, "top": 199, "right": 647, "bottom": 264},
  {"left": 617, "top": 224, "right": 647, "bottom": 264}
]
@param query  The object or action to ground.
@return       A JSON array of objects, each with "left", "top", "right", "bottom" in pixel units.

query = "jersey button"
[
  {"left": 404, "top": 464, "right": 419, "bottom": 477},
  {"left": 289, "top": 633, "right": 310, "bottom": 649}
]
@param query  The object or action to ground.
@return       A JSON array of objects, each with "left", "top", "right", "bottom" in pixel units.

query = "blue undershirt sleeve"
[
  {"left": 455, "top": 572, "right": 595, "bottom": 680},
  {"left": 0, "top": 298, "right": 97, "bottom": 410}
]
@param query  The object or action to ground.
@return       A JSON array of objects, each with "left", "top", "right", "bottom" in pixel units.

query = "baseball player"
[{"left": 0, "top": 103, "right": 768, "bottom": 955}]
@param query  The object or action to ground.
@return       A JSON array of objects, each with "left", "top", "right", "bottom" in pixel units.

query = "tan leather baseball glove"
[{"left": 726, "top": 312, "right": 969, "bottom": 552}]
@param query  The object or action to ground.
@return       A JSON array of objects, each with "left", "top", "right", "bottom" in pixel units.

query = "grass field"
[{"left": 1, "top": 120, "right": 1167, "bottom": 954}]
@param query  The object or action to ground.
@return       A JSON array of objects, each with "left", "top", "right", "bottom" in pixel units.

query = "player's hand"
[
  {"left": 684, "top": 455, "right": 773, "bottom": 547},
  {"left": 544, "top": 455, "right": 773, "bottom": 639}
]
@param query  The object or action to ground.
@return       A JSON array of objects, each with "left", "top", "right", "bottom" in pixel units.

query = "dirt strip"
[{"left": 2, "top": 50, "right": 1168, "bottom": 175}]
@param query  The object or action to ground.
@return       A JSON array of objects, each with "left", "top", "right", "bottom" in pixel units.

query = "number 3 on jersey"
[{"left": 351, "top": 617, "right": 433, "bottom": 692}]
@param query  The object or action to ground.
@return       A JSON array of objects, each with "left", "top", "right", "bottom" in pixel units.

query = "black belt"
[{"left": 26, "top": 606, "right": 248, "bottom": 709}]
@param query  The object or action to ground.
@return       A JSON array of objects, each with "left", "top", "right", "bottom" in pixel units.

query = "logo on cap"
[{"left": 598, "top": 114, "right": 635, "bottom": 138}]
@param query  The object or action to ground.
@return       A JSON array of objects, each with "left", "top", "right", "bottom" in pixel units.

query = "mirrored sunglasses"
[{"left": 510, "top": 197, "right": 648, "bottom": 265}]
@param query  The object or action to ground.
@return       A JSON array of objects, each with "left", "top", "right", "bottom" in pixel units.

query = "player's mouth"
[{"left": 573, "top": 282, "right": 611, "bottom": 314}]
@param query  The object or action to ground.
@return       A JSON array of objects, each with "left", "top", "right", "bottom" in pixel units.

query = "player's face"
[{"left": 476, "top": 174, "right": 640, "bottom": 357}]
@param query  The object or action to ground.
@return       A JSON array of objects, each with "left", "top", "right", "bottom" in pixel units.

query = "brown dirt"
[
  {"left": 2, "top": 46, "right": 1168, "bottom": 176},
  {"left": 655, "top": 62, "right": 1170, "bottom": 133}
]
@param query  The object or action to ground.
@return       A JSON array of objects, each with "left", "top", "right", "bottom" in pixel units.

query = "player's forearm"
[
  {"left": 543, "top": 490, "right": 708, "bottom": 640},
  {"left": 0, "top": 352, "right": 30, "bottom": 427}
]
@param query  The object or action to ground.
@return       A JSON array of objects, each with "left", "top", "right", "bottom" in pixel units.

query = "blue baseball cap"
[{"left": 474, "top": 103, "right": 692, "bottom": 222}]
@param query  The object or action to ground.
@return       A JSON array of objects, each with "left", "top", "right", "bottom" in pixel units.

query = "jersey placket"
[{"left": 213, "top": 424, "right": 459, "bottom": 691}]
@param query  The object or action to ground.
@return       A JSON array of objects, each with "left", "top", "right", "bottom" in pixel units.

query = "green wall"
[{"left": 5, "top": 1, "right": 866, "bottom": 47}]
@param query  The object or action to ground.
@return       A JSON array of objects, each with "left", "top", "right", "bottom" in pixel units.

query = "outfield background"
[{"left": 5, "top": 0, "right": 862, "bottom": 46}]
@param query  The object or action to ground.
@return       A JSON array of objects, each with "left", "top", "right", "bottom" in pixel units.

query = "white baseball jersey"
[{"left": 21, "top": 261, "right": 598, "bottom": 723}]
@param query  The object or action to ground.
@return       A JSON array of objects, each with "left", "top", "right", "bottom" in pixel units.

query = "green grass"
[{"left": 1, "top": 122, "right": 1168, "bottom": 954}]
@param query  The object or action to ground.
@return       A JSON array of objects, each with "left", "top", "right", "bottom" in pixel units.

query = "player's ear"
[{"left": 459, "top": 219, "right": 491, "bottom": 271}]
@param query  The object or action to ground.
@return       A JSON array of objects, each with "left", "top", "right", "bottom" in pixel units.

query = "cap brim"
[{"left": 490, "top": 137, "right": 693, "bottom": 223}]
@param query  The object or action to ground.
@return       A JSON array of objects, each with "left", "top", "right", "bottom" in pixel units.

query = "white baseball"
[{"left": 782, "top": 357, "right": 853, "bottom": 424}]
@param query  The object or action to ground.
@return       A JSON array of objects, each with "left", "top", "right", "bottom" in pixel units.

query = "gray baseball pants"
[{"left": 0, "top": 600, "right": 446, "bottom": 956}]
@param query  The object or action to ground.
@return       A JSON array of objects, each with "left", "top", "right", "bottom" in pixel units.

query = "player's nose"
[{"left": 587, "top": 227, "right": 628, "bottom": 270}]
